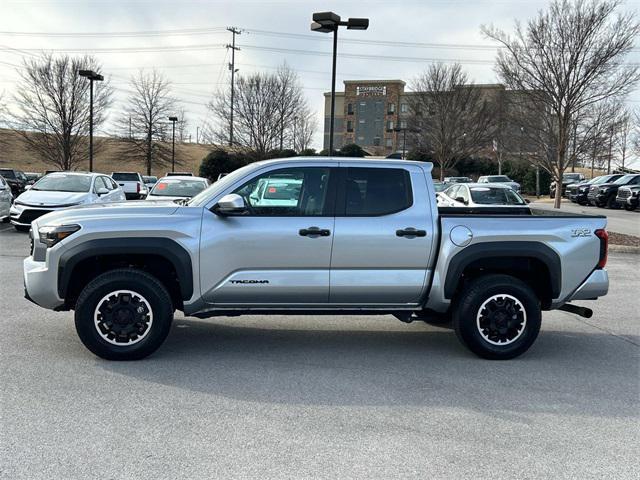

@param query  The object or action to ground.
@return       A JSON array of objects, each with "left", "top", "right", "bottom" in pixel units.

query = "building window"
[
  {"left": 347, "top": 120, "right": 353, "bottom": 132},
  {"left": 386, "top": 120, "right": 394, "bottom": 131},
  {"left": 373, "top": 137, "right": 381, "bottom": 146},
  {"left": 400, "top": 120, "right": 407, "bottom": 129},
  {"left": 387, "top": 103, "right": 395, "bottom": 114},
  {"left": 385, "top": 138, "right": 393, "bottom": 148},
  {"left": 400, "top": 103, "right": 408, "bottom": 113},
  {"left": 347, "top": 103, "right": 353, "bottom": 115}
]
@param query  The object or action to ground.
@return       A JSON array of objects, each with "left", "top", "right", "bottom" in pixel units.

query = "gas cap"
[{"left": 450, "top": 225, "right": 473, "bottom": 247}]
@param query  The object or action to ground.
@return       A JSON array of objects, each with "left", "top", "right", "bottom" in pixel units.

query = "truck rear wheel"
[
  {"left": 74, "top": 269, "right": 173, "bottom": 360},
  {"left": 453, "top": 274, "right": 541, "bottom": 360}
]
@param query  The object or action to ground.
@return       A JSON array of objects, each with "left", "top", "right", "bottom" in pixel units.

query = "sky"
[{"left": 0, "top": 0, "right": 638, "bottom": 154}]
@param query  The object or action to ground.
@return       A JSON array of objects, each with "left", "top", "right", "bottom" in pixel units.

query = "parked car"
[
  {"left": 10, "top": 172, "right": 125, "bottom": 231},
  {"left": 142, "top": 175, "right": 158, "bottom": 190},
  {"left": 477, "top": 175, "right": 521, "bottom": 192},
  {"left": 0, "top": 168, "right": 28, "bottom": 196},
  {"left": 166, "top": 172, "right": 193, "bottom": 177},
  {"left": 443, "top": 176, "right": 472, "bottom": 184},
  {"left": 550, "top": 172, "right": 586, "bottom": 198},
  {"left": 23, "top": 157, "right": 609, "bottom": 361},
  {"left": 587, "top": 174, "right": 640, "bottom": 208},
  {"left": 111, "top": 172, "right": 147, "bottom": 200},
  {"left": 438, "top": 183, "right": 529, "bottom": 208},
  {"left": 616, "top": 185, "right": 640, "bottom": 211},
  {"left": 146, "top": 176, "right": 209, "bottom": 202},
  {"left": 24, "top": 172, "right": 41, "bottom": 185},
  {"left": 567, "top": 174, "right": 624, "bottom": 205},
  {"left": 0, "top": 175, "right": 13, "bottom": 222},
  {"left": 433, "top": 181, "right": 447, "bottom": 193}
]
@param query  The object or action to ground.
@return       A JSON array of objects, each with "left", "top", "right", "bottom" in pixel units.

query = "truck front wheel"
[
  {"left": 74, "top": 269, "right": 173, "bottom": 360},
  {"left": 453, "top": 274, "right": 541, "bottom": 360}
]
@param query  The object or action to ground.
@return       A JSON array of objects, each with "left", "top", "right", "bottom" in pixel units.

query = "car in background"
[
  {"left": 146, "top": 175, "right": 209, "bottom": 202},
  {"left": 0, "top": 168, "right": 28, "bottom": 197},
  {"left": 433, "top": 181, "right": 447, "bottom": 193},
  {"left": 587, "top": 174, "right": 640, "bottom": 208},
  {"left": 166, "top": 172, "right": 193, "bottom": 177},
  {"left": 616, "top": 185, "right": 640, "bottom": 211},
  {"left": 477, "top": 175, "right": 521, "bottom": 192},
  {"left": 142, "top": 175, "right": 157, "bottom": 190},
  {"left": 24, "top": 172, "right": 41, "bottom": 185},
  {"left": 0, "top": 175, "right": 13, "bottom": 222},
  {"left": 567, "top": 174, "right": 623, "bottom": 205},
  {"left": 437, "top": 183, "right": 529, "bottom": 208},
  {"left": 549, "top": 172, "right": 585, "bottom": 198},
  {"left": 443, "top": 176, "right": 472, "bottom": 184},
  {"left": 10, "top": 172, "right": 125, "bottom": 231},
  {"left": 111, "top": 172, "right": 147, "bottom": 200}
]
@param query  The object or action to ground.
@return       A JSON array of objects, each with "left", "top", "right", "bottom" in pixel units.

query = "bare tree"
[
  {"left": 176, "top": 107, "right": 188, "bottom": 142},
  {"left": 11, "top": 53, "right": 112, "bottom": 171},
  {"left": 118, "top": 70, "right": 176, "bottom": 175},
  {"left": 614, "top": 108, "right": 632, "bottom": 170},
  {"left": 292, "top": 108, "right": 317, "bottom": 153},
  {"left": 408, "top": 63, "right": 497, "bottom": 181},
  {"left": 633, "top": 109, "right": 640, "bottom": 157},
  {"left": 483, "top": 0, "right": 639, "bottom": 207},
  {"left": 207, "top": 66, "right": 311, "bottom": 158}
]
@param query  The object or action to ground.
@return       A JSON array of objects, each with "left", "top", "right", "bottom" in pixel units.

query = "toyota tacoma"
[{"left": 23, "top": 158, "right": 610, "bottom": 360}]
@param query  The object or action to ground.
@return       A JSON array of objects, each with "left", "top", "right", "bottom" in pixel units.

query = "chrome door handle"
[
  {"left": 299, "top": 227, "right": 331, "bottom": 237},
  {"left": 396, "top": 228, "right": 426, "bottom": 237}
]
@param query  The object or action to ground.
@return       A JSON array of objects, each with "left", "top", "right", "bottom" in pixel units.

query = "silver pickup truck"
[{"left": 23, "top": 157, "right": 609, "bottom": 360}]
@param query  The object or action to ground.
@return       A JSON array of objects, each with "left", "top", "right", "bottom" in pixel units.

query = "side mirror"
[
  {"left": 24, "top": 184, "right": 32, "bottom": 191},
  {"left": 455, "top": 196, "right": 468, "bottom": 205},
  {"left": 213, "top": 193, "right": 246, "bottom": 215},
  {"left": 525, "top": 198, "right": 531, "bottom": 204},
  {"left": 97, "top": 187, "right": 109, "bottom": 196}
]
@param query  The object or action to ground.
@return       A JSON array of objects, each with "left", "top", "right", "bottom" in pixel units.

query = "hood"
[
  {"left": 34, "top": 200, "right": 181, "bottom": 227},
  {"left": 16, "top": 189, "right": 89, "bottom": 206},
  {"left": 146, "top": 194, "right": 189, "bottom": 202}
]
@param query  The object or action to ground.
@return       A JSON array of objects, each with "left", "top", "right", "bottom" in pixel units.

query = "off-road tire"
[
  {"left": 453, "top": 274, "right": 541, "bottom": 360},
  {"left": 74, "top": 269, "right": 173, "bottom": 360}
]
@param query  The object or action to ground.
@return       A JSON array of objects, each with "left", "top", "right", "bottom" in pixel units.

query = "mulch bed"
[{"left": 609, "top": 231, "right": 640, "bottom": 247}]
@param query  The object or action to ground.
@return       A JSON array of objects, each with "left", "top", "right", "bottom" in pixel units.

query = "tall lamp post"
[
  {"left": 393, "top": 126, "right": 420, "bottom": 160},
  {"left": 168, "top": 116, "right": 178, "bottom": 173},
  {"left": 311, "top": 12, "right": 368, "bottom": 156},
  {"left": 79, "top": 69, "right": 104, "bottom": 172}
]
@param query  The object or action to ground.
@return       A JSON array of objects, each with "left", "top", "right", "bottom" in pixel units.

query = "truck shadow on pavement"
[{"left": 97, "top": 317, "right": 638, "bottom": 418}]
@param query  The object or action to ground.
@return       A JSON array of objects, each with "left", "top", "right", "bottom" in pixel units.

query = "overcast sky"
[{"left": 0, "top": 0, "right": 638, "bottom": 151}]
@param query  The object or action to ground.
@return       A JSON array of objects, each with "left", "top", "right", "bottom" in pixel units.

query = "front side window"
[
  {"left": 233, "top": 167, "right": 331, "bottom": 216},
  {"left": 343, "top": 167, "right": 412, "bottom": 216}
]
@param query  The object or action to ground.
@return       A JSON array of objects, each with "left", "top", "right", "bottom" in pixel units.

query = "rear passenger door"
[{"left": 329, "top": 165, "right": 434, "bottom": 305}]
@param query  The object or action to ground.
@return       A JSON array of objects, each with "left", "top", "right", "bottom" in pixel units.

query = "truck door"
[
  {"left": 199, "top": 166, "right": 336, "bottom": 306},
  {"left": 329, "top": 165, "right": 434, "bottom": 305}
]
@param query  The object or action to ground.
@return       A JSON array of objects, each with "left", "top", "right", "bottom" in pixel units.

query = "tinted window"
[
  {"left": 93, "top": 177, "right": 108, "bottom": 193},
  {"left": 487, "top": 176, "right": 511, "bottom": 182},
  {"left": 470, "top": 187, "right": 525, "bottom": 205},
  {"left": 112, "top": 173, "right": 140, "bottom": 181},
  {"left": 0, "top": 169, "right": 16, "bottom": 179},
  {"left": 344, "top": 167, "right": 412, "bottom": 216},
  {"left": 32, "top": 174, "right": 91, "bottom": 192},
  {"left": 234, "top": 168, "right": 330, "bottom": 216}
]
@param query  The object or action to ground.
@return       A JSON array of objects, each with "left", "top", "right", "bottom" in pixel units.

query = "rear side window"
[
  {"left": 112, "top": 173, "right": 139, "bottom": 182},
  {"left": 343, "top": 167, "right": 412, "bottom": 216}
]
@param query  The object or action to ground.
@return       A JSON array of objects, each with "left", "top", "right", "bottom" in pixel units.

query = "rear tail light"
[
  {"left": 137, "top": 182, "right": 140, "bottom": 193},
  {"left": 594, "top": 229, "right": 608, "bottom": 269}
]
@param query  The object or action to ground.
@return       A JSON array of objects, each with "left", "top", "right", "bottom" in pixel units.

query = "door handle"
[
  {"left": 396, "top": 228, "right": 427, "bottom": 238},
  {"left": 299, "top": 227, "right": 331, "bottom": 237}
]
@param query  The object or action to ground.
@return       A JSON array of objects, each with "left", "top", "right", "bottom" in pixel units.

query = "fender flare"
[
  {"left": 443, "top": 241, "right": 561, "bottom": 299},
  {"left": 57, "top": 237, "right": 193, "bottom": 300}
]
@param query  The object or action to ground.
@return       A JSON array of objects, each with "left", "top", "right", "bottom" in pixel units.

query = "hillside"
[{"left": 0, "top": 128, "right": 216, "bottom": 177}]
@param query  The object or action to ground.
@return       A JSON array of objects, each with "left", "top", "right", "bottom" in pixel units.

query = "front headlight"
[
  {"left": 599, "top": 187, "right": 609, "bottom": 194},
  {"left": 579, "top": 186, "right": 588, "bottom": 192},
  {"left": 38, "top": 224, "right": 81, "bottom": 248}
]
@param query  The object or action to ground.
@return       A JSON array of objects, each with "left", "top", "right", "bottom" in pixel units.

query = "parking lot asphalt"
[
  {"left": 531, "top": 200, "right": 640, "bottom": 237},
  {"left": 0, "top": 226, "right": 638, "bottom": 480}
]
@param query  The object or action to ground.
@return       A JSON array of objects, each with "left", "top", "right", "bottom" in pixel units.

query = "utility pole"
[
  {"left": 196, "top": 126, "right": 199, "bottom": 144},
  {"left": 226, "top": 27, "right": 241, "bottom": 147}
]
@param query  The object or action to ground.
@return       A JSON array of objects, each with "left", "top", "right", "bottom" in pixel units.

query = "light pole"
[
  {"left": 168, "top": 116, "right": 178, "bottom": 173},
  {"left": 393, "top": 126, "right": 420, "bottom": 159},
  {"left": 79, "top": 69, "right": 104, "bottom": 172},
  {"left": 311, "top": 12, "right": 369, "bottom": 156}
]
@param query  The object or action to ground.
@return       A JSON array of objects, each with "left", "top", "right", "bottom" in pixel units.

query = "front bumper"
[
  {"left": 23, "top": 255, "right": 64, "bottom": 310},
  {"left": 10, "top": 204, "right": 62, "bottom": 226},
  {"left": 566, "top": 269, "right": 609, "bottom": 302}
]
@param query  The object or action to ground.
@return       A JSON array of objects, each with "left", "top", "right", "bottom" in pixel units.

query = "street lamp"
[
  {"left": 168, "top": 116, "right": 178, "bottom": 173},
  {"left": 393, "top": 126, "right": 420, "bottom": 160},
  {"left": 311, "top": 11, "right": 369, "bottom": 156},
  {"left": 78, "top": 69, "right": 104, "bottom": 172}
]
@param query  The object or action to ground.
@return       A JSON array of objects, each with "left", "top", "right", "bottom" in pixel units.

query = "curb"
[{"left": 609, "top": 244, "right": 640, "bottom": 254}]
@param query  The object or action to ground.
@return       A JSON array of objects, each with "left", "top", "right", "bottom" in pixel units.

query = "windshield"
[
  {"left": 563, "top": 173, "right": 581, "bottom": 180},
  {"left": 150, "top": 179, "right": 208, "bottom": 197},
  {"left": 143, "top": 176, "right": 157, "bottom": 183},
  {"left": 0, "top": 169, "right": 16, "bottom": 179},
  {"left": 470, "top": 186, "right": 525, "bottom": 205},
  {"left": 614, "top": 175, "right": 638, "bottom": 185},
  {"left": 487, "top": 176, "right": 511, "bottom": 182},
  {"left": 188, "top": 162, "right": 265, "bottom": 206},
  {"left": 433, "top": 183, "right": 446, "bottom": 192},
  {"left": 32, "top": 174, "right": 91, "bottom": 192},
  {"left": 112, "top": 173, "right": 139, "bottom": 181}
]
